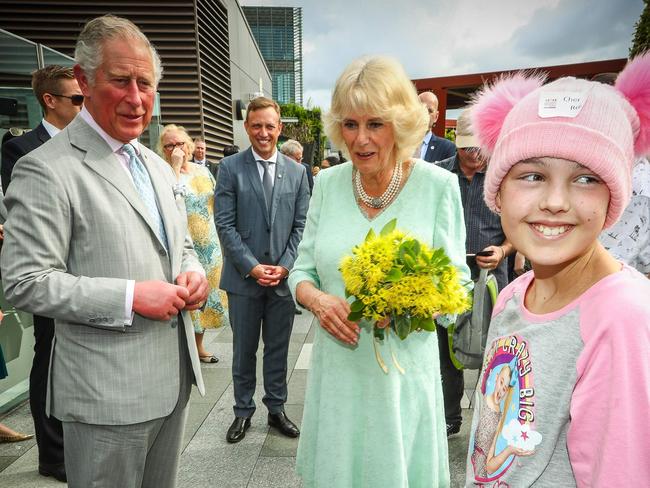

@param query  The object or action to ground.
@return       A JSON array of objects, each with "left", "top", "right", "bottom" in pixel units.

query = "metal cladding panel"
[
  {"left": 197, "top": 0, "right": 233, "bottom": 158},
  {"left": 0, "top": 0, "right": 234, "bottom": 159}
]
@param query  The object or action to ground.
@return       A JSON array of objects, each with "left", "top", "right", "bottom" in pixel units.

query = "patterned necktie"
[
  {"left": 122, "top": 143, "right": 168, "bottom": 249},
  {"left": 259, "top": 160, "right": 274, "bottom": 213}
]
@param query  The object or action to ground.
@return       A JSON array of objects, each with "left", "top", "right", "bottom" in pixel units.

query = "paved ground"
[{"left": 0, "top": 311, "right": 477, "bottom": 487}]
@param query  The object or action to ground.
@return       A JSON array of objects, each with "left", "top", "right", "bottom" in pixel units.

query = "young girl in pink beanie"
[{"left": 465, "top": 53, "right": 650, "bottom": 487}]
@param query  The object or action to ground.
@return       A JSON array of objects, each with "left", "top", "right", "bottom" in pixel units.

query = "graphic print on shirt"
[{"left": 470, "top": 334, "right": 542, "bottom": 484}]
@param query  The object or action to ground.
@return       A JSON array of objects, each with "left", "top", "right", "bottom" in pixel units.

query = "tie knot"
[
  {"left": 122, "top": 143, "right": 137, "bottom": 158},
  {"left": 259, "top": 160, "right": 274, "bottom": 167}
]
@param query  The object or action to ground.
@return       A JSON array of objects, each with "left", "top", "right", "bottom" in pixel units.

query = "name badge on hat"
[{"left": 538, "top": 91, "right": 587, "bottom": 118}]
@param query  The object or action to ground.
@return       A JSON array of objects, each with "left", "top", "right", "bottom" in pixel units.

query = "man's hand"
[
  {"left": 256, "top": 265, "right": 287, "bottom": 287},
  {"left": 176, "top": 271, "right": 209, "bottom": 310},
  {"left": 133, "top": 281, "right": 189, "bottom": 321},
  {"left": 476, "top": 245, "right": 506, "bottom": 270},
  {"left": 0, "top": 223, "right": 4, "bottom": 241}
]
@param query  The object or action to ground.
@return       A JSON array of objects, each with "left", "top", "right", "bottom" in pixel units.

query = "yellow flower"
[{"left": 340, "top": 222, "right": 470, "bottom": 340}]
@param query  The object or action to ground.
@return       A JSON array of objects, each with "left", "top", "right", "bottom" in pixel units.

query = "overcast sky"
[{"left": 240, "top": 0, "right": 645, "bottom": 112}]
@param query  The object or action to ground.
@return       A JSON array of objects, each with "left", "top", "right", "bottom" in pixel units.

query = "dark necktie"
[{"left": 259, "top": 160, "right": 274, "bottom": 213}]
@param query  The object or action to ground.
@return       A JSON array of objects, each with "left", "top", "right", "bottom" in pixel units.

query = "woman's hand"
[
  {"left": 310, "top": 292, "right": 360, "bottom": 345},
  {"left": 170, "top": 147, "right": 185, "bottom": 174}
]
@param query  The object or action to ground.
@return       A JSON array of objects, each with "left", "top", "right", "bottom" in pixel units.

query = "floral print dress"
[{"left": 179, "top": 163, "right": 228, "bottom": 332}]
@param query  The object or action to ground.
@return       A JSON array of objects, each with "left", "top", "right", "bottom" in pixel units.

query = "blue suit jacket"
[
  {"left": 1, "top": 122, "right": 50, "bottom": 194},
  {"left": 423, "top": 133, "right": 457, "bottom": 164},
  {"left": 215, "top": 147, "right": 310, "bottom": 296}
]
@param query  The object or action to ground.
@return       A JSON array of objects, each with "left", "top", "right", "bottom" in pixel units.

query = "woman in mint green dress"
[{"left": 288, "top": 56, "right": 470, "bottom": 487}]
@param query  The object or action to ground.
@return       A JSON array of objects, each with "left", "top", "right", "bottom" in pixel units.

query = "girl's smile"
[{"left": 498, "top": 157, "right": 610, "bottom": 272}]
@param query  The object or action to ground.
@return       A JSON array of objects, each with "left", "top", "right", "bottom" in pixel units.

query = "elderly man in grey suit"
[
  {"left": 0, "top": 15, "right": 208, "bottom": 488},
  {"left": 215, "top": 97, "right": 309, "bottom": 443}
]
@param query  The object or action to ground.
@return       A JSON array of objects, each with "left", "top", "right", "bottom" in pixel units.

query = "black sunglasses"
[{"left": 50, "top": 93, "right": 84, "bottom": 106}]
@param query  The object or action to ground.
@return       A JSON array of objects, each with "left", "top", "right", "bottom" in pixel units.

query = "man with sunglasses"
[
  {"left": 436, "top": 109, "right": 514, "bottom": 438},
  {"left": 1, "top": 65, "right": 82, "bottom": 195},
  {"left": 0, "top": 64, "right": 82, "bottom": 482}
]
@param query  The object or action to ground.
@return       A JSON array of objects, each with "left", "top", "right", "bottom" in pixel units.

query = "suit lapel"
[
  {"left": 68, "top": 118, "right": 165, "bottom": 250},
  {"left": 35, "top": 123, "right": 51, "bottom": 144},
  {"left": 270, "top": 155, "right": 287, "bottom": 224},
  {"left": 244, "top": 149, "right": 270, "bottom": 226}
]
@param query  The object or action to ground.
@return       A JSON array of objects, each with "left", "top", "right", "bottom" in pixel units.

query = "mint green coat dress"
[{"left": 288, "top": 160, "right": 470, "bottom": 487}]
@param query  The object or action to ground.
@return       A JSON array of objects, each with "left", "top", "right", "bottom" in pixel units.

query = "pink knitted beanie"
[{"left": 471, "top": 53, "right": 650, "bottom": 228}]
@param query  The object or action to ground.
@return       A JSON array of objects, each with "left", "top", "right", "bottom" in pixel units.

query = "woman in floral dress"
[{"left": 159, "top": 124, "right": 228, "bottom": 362}]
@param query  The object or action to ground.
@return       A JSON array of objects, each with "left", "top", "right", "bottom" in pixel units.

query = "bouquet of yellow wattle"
[{"left": 340, "top": 218, "right": 470, "bottom": 349}]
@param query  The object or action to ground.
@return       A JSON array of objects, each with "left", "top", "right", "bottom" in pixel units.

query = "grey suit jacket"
[
  {"left": 215, "top": 147, "right": 309, "bottom": 297},
  {"left": 0, "top": 116, "right": 205, "bottom": 425}
]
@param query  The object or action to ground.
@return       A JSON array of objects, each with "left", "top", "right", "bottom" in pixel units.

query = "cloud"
[
  {"left": 241, "top": 0, "right": 645, "bottom": 110},
  {"left": 512, "top": 0, "right": 641, "bottom": 61},
  {"left": 501, "top": 419, "right": 543, "bottom": 451}
]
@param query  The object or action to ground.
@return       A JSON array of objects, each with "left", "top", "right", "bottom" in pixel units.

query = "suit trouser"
[
  {"left": 436, "top": 324, "right": 464, "bottom": 425},
  {"left": 228, "top": 289, "right": 295, "bottom": 418},
  {"left": 29, "top": 314, "right": 65, "bottom": 468},
  {"left": 62, "top": 320, "right": 192, "bottom": 488}
]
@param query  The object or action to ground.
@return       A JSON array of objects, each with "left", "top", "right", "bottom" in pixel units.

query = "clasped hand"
[
  {"left": 133, "top": 271, "right": 209, "bottom": 321},
  {"left": 250, "top": 264, "right": 287, "bottom": 287}
]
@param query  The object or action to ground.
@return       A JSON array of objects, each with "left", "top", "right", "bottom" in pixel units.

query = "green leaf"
[
  {"left": 403, "top": 254, "right": 416, "bottom": 271},
  {"left": 409, "top": 316, "right": 422, "bottom": 332},
  {"left": 386, "top": 268, "right": 403, "bottom": 282},
  {"left": 344, "top": 289, "right": 352, "bottom": 298},
  {"left": 365, "top": 228, "right": 376, "bottom": 242},
  {"left": 374, "top": 327, "right": 386, "bottom": 340},
  {"left": 412, "top": 239, "right": 421, "bottom": 257},
  {"left": 350, "top": 300, "right": 365, "bottom": 312},
  {"left": 420, "top": 317, "right": 436, "bottom": 331},
  {"left": 348, "top": 310, "right": 364, "bottom": 322},
  {"left": 380, "top": 218, "right": 397, "bottom": 236},
  {"left": 394, "top": 315, "right": 411, "bottom": 340}
]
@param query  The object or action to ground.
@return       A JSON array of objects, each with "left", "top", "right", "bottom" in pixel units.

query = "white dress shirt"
[
  {"left": 419, "top": 131, "right": 433, "bottom": 160},
  {"left": 252, "top": 148, "right": 277, "bottom": 187}
]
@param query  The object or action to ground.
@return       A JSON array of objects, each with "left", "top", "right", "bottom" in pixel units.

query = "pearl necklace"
[{"left": 354, "top": 161, "right": 403, "bottom": 209}]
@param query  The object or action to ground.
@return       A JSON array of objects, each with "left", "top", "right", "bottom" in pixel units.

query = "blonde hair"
[
  {"left": 324, "top": 56, "right": 429, "bottom": 164},
  {"left": 158, "top": 124, "right": 194, "bottom": 163}
]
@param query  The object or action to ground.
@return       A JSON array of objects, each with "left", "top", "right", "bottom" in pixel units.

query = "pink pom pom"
[
  {"left": 615, "top": 53, "right": 650, "bottom": 157},
  {"left": 471, "top": 72, "right": 546, "bottom": 154}
]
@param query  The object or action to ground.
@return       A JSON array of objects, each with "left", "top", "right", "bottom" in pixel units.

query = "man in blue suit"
[
  {"left": 215, "top": 97, "right": 310, "bottom": 443},
  {"left": 417, "top": 91, "right": 456, "bottom": 163}
]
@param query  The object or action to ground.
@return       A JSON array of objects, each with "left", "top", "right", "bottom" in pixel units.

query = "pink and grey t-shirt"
[{"left": 465, "top": 265, "right": 650, "bottom": 487}]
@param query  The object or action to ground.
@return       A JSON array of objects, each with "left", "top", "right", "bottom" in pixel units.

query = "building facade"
[
  {"left": 243, "top": 6, "right": 303, "bottom": 105},
  {"left": 0, "top": 0, "right": 272, "bottom": 158}
]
